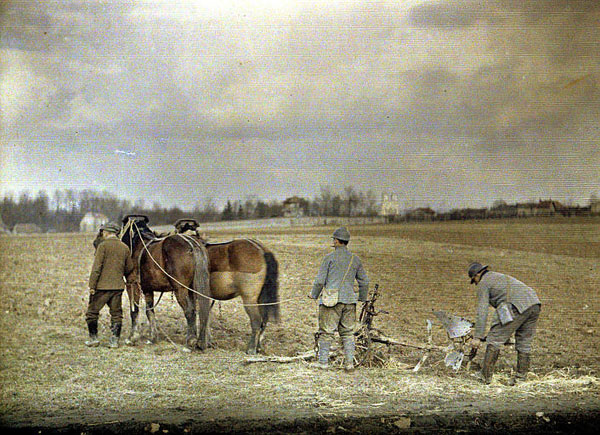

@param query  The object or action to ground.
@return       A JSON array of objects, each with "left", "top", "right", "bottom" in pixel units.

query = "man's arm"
[
  {"left": 473, "top": 286, "right": 490, "bottom": 339},
  {"left": 310, "top": 257, "right": 330, "bottom": 299},
  {"left": 355, "top": 258, "right": 369, "bottom": 302},
  {"left": 88, "top": 243, "right": 106, "bottom": 290}
]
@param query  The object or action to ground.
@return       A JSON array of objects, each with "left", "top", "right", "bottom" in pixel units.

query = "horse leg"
[
  {"left": 174, "top": 288, "right": 198, "bottom": 350},
  {"left": 144, "top": 291, "right": 158, "bottom": 344},
  {"left": 243, "top": 304, "right": 264, "bottom": 355},
  {"left": 196, "top": 295, "right": 212, "bottom": 351},
  {"left": 125, "top": 283, "right": 141, "bottom": 345}
]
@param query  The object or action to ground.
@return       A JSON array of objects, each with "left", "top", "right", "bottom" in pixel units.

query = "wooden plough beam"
[{"left": 244, "top": 284, "right": 461, "bottom": 370}]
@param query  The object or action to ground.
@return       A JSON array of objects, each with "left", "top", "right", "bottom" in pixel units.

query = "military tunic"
[
  {"left": 474, "top": 271, "right": 541, "bottom": 353},
  {"left": 310, "top": 246, "right": 369, "bottom": 340},
  {"left": 310, "top": 246, "right": 369, "bottom": 304},
  {"left": 89, "top": 237, "right": 134, "bottom": 290},
  {"left": 86, "top": 236, "right": 134, "bottom": 324}
]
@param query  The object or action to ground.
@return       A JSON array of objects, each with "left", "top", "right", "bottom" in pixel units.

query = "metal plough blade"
[
  {"left": 444, "top": 350, "right": 464, "bottom": 371},
  {"left": 433, "top": 310, "right": 473, "bottom": 339}
]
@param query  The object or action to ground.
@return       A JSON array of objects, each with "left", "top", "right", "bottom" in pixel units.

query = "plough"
[{"left": 245, "top": 284, "right": 476, "bottom": 371}]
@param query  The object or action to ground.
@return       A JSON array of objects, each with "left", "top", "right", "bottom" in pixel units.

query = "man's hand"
[
  {"left": 89, "top": 288, "right": 96, "bottom": 296},
  {"left": 308, "top": 294, "right": 315, "bottom": 300}
]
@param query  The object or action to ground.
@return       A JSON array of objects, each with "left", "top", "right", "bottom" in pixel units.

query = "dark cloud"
[
  {"left": 1, "top": 0, "right": 599, "bottom": 209},
  {"left": 408, "top": 1, "right": 487, "bottom": 28}
]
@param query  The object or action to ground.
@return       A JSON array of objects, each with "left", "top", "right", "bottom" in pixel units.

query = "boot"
[
  {"left": 475, "top": 345, "right": 500, "bottom": 384},
  {"left": 109, "top": 323, "right": 122, "bottom": 349},
  {"left": 85, "top": 320, "right": 100, "bottom": 347},
  {"left": 508, "top": 352, "right": 531, "bottom": 385},
  {"left": 342, "top": 336, "right": 356, "bottom": 371},
  {"left": 313, "top": 338, "right": 331, "bottom": 369}
]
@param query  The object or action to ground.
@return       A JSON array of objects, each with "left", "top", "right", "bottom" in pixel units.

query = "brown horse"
[
  {"left": 117, "top": 215, "right": 211, "bottom": 350},
  {"left": 172, "top": 218, "right": 280, "bottom": 354},
  {"left": 203, "top": 238, "right": 279, "bottom": 354},
  {"left": 119, "top": 217, "right": 280, "bottom": 354}
]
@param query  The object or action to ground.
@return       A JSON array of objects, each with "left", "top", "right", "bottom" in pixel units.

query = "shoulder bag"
[
  {"left": 496, "top": 275, "right": 514, "bottom": 325},
  {"left": 321, "top": 255, "right": 355, "bottom": 307}
]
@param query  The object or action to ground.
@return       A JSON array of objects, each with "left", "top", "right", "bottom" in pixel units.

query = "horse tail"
[
  {"left": 191, "top": 243, "right": 210, "bottom": 299},
  {"left": 258, "top": 250, "right": 279, "bottom": 323}
]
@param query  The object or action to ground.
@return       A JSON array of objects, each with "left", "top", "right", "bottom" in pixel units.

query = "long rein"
[{"left": 129, "top": 221, "right": 299, "bottom": 307}]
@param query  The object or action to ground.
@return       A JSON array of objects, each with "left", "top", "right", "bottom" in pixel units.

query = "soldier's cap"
[
  {"left": 332, "top": 227, "right": 350, "bottom": 242},
  {"left": 100, "top": 222, "right": 121, "bottom": 234},
  {"left": 468, "top": 262, "right": 488, "bottom": 284}
]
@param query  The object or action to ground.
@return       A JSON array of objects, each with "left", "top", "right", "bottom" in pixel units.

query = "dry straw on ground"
[{"left": 0, "top": 218, "right": 599, "bottom": 431}]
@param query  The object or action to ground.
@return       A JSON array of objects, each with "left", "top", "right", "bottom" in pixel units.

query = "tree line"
[{"left": 0, "top": 186, "right": 380, "bottom": 232}]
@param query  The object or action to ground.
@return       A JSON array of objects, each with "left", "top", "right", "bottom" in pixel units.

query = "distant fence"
[{"left": 152, "top": 216, "right": 387, "bottom": 233}]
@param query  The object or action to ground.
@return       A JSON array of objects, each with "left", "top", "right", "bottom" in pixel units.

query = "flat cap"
[
  {"left": 468, "top": 262, "right": 488, "bottom": 284},
  {"left": 332, "top": 227, "right": 350, "bottom": 242}
]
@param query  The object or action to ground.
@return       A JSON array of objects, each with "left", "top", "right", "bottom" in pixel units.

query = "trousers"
[
  {"left": 487, "top": 304, "right": 541, "bottom": 353},
  {"left": 86, "top": 290, "right": 124, "bottom": 324},
  {"left": 318, "top": 303, "right": 356, "bottom": 342}
]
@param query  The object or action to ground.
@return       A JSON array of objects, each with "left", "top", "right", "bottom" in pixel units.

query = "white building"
[
  {"left": 380, "top": 193, "right": 401, "bottom": 216},
  {"left": 79, "top": 212, "right": 109, "bottom": 233}
]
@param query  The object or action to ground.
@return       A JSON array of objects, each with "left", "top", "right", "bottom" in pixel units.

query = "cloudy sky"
[{"left": 1, "top": 0, "right": 598, "bottom": 210}]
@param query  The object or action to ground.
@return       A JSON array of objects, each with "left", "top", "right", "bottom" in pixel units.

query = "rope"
[{"left": 131, "top": 222, "right": 299, "bottom": 307}]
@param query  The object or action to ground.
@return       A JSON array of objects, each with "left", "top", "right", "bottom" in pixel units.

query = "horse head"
[{"left": 120, "top": 214, "right": 155, "bottom": 252}]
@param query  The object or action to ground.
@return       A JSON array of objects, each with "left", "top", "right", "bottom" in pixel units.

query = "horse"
[
  {"left": 133, "top": 217, "right": 280, "bottom": 354},
  {"left": 117, "top": 215, "right": 211, "bottom": 350},
  {"left": 201, "top": 237, "right": 280, "bottom": 354}
]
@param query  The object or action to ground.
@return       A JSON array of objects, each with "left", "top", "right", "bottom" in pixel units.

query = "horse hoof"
[
  {"left": 181, "top": 347, "right": 192, "bottom": 353},
  {"left": 246, "top": 349, "right": 257, "bottom": 356},
  {"left": 145, "top": 340, "right": 153, "bottom": 345}
]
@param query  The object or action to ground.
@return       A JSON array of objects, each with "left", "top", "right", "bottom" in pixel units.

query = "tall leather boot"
[
  {"left": 109, "top": 323, "right": 122, "bottom": 349},
  {"left": 478, "top": 345, "right": 500, "bottom": 384},
  {"left": 315, "top": 338, "right": 331, "bottom": 369},
  {"left": 85, "top": 320, "right": 100, "bottom": 347},
  {"left": 342, "top": 336, "right": 356, "bottom": 371},
  {"left": 509, "top": 352, "right": 531, "bottom": 385}
]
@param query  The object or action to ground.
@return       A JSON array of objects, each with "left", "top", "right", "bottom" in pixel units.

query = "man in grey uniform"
[
  {"left": 309, "top": 227, "right": 369, "bottom": 371},
  {"left": 468, "top": 262, "right": 541, "bottom": 385}
]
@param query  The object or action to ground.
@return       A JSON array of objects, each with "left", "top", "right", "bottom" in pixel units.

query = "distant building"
[
  {"left": 517, "top": 199, "right": 563, "bottom": 217},
  {"left": 591, "top": 201, "right": 600, "bottom": 216},
  {"left": 79, "top": 212, "right": 109, "bottom": 232},
  {"left": 405, "top": 207, "right": 436, "bottom": 221},
  {"left": 13, "top": 223, "right": 42, "bottom": 234},
  {"left": 282, "top": 196, "right": 306, "bottom": 218},
  {"left": 380, "top": 193, "right": 401, "bottom": 216}
]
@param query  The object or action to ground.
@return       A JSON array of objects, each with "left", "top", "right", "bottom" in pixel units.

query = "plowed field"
[{"left": 1, "top": 218, "right": 599, "bottom": 434}]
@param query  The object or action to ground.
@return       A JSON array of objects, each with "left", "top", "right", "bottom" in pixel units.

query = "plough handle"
[{"left": 359, "top": 283, "right": 379, "bottom": 323}]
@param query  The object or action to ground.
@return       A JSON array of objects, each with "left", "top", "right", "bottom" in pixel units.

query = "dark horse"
[
  {"left": 128, "top": 218, "right": 280, "bottom": 354},
  {"left": 116, "top": 215, "right": 211, "bottom": 350}
]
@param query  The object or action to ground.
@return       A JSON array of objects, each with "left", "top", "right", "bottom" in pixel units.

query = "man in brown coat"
[{"left": 86, "top": 222, "right": 134, "bottom": 348}]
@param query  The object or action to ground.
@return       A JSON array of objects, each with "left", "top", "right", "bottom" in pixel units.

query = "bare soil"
[{"left": 1, "top": 218, "right": 599, "bottom": 434}]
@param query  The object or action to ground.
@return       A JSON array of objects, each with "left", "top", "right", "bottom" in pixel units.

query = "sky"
[{"left": 1, "top": 0, "right": 599, "bottom": 211}]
